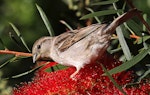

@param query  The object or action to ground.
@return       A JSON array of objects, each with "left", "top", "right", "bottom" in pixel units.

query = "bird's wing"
[{"left": 55, "top": 24, "right": 107, "bottom": 52}]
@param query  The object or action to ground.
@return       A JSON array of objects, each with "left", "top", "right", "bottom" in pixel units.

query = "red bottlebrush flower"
[{"left": 13, "top": 54, "right": 150, "bottom": 95}]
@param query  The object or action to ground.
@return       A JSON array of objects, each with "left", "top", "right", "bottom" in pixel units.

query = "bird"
[{"left": 32, "top": 9, "right": 141, "bottom": 79}]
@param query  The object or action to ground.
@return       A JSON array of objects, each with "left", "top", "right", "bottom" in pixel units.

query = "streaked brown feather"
[{"left": 56, "top": 24, "right": 106, "bottom": 52}]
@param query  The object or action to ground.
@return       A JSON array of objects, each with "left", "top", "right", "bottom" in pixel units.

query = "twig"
[
  {"left": 0, "top": 50, "right": 32, "bottom": 57},
  {"left": 126, "top": 0, "right": 150, "bottom": 34}
]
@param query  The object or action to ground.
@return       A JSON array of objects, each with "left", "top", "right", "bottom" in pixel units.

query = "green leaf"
[
  {"left": 113, "top": 2, "right": 138, "bottom": 36},
  {"left": 9, "top": 32, "right": 23, "bottom": 49},
  {"left": 4, "top": 64, "right": 43, "bottom": 80},
  {"left": 109, "top": 47, "right": 122, "bottom": 54},
  {"left": 0, "top": 38, "right": 7, "bottom": 49},
  {"left": 137, "top": 36, "right": 150, "bottom": 44},
  {"left": 45, "top": 64, "right": 67, "bottom": 72},
  {"left": 9, "top": 23, "right": 31, "bottom": 52},
  {"left": 126, "top": 20, "right": 143, "bottom": 36},
  {"left": 143, "top": 14, "right": 147, "bottom": 32},
  {"left": 116, "top": 26, "right": 132, "bottom": 60},
  {"left": 91, "top": 0, "right": 119, "bottom": 6},
  {"left": 0, "top": 56, "right": 16, "bottom": 69},
  {"left": 103, "top": 47, "right": 150, "bottom": 75},
  {"left": 80, "top": 9, "right": 123, "bottom": 20},
  {"left": 137, "top": 68, "right": 150, "bottom": 82},
  {"left": 86, "top": 8, "right": 101, "bottom": 24},
  {"left": 101, "top": 63, "right": 127, "bottom": 95},
  {"left": 60, "top": 20, "right": 73, "bottom": 31},
  {"left": 36, "top": 4, "right": 55, "bottom": 36}
]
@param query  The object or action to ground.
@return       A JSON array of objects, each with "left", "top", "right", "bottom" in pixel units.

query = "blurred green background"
[{"left": 0, "top": 0, "right": 150, "bottom": 94}]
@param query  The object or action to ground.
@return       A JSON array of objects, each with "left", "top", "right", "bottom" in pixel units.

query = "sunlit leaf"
[
  {"left": 86, "top": 8, "right": 101, "bottom": 24},
  {"left": 91, "top": 0, "right": 119, "bottom": 6},
  {"left": 9, "top": 32, "right": 23, "bottom": 49},
  {"left": 36, "top": 4, "right": 55, "bottom": 36},
  {"left": 143, "top": 14, "right": 147, "bottom": 32},
  {"left": 109, "top": 47, "right": 122, "bottom": 54},
  {"left": 101, "top": 63, "right": 127, "bottom": 95},
  {"left": 126, "top": 20, "right": 143, "bottom": 36},
  {"left": 0, "top": 56, "right": 16, "bottom": 69},
  {"left": 137, "top": 36, "right": 150, "bottom": 44},
  {"left": 0, "top": 38, "right": 7, "bottom": 49},
  {"left": 45, "top": 64, "right": 67, "bottom": 72},
  {"left": 103, "top": 47, "right": 150, "bottom": 75},
  {"left": 4, "top": 64, "right": 43, "bottom": 80},
  {"left": 80, "top": 9, "right": 123, "bottom": 20},
  {"left": 60, "top": 20, "right": 73, "bottom": 31},
  {"left": 138, "top": 68, "right": 150, "bottom": 82},
  {"left": 9, "top": 23, "right": 31, "bottom": 52},
  {"left": 116, "top": 26, "right": 132, "bottom": 60}
]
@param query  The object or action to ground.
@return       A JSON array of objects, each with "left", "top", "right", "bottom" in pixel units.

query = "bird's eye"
[{"left": 37, "top": 45, "right": 41, "bottom": 49}]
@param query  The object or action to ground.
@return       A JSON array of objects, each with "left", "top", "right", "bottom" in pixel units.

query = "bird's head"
[{"left": 32, "top": 37, "right": 53, "bottom": 63}]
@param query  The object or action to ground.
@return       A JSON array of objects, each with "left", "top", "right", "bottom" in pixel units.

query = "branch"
[{"left": 0, "top": 50, "right": 32, "bottom": 57}]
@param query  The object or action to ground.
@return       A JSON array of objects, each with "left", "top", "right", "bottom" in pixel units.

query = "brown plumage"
[{"left": 32, "top": 9, "right": 141, "bottom": 78}]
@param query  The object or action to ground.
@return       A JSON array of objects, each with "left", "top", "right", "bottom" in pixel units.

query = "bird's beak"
[{"left": 33, "top": 53, "right": 40, "bottom": 63}]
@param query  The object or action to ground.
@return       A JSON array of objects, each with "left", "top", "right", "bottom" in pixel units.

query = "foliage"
[
  {"left": 0, "top": 0, "right": 150, "bottom": 94},
  {"left": 13, "top": 55, "right": 150, "bottom": 95}
]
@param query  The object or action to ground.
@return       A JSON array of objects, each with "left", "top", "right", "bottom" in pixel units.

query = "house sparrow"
[{"left": 32, "top": 9, "right": 140, "bottom": 78}]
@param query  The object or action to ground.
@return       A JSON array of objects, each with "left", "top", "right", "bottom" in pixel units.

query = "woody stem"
[{"left": 0, "top": 50, "right": 32, "bottom": 57}]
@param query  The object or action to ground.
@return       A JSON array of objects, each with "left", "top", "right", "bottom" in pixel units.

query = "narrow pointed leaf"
[
  {"left": 80, "top": 9, "right": 123, "bottom": 20},
  {"left": 138, "top": 69, "right": 150, "bottom": 82},
  {"left": 137, "top": 36, "right": 150, "bottom": 44},
  {"left": 91, "top": 0, "right": 119, "bottom": 6},
  {"left": 109, "top": 47, "right": 122, "bottom": 54},
  {"left": 101, "top": 63, "right": 127, "bottom": 95},
  {"left": 9, "top": 23, "right": 31, "bottom": 52},
  {"left": 0, "top": 38, "right": 7, "bottom": 49},
  {"left": 9, "top": 32, "right": 23, "bottom": 49},
  {"left": 103, "top": 47, "right": 150, "bottom": 75},
  {"left": 36, "top": 4, "right": 55, "bottom": 36},
  {"left": 126, "top": 20, "right": 143, "bottom": 35},
  {"left": 143, "top": 14, "right": 148, "bottom": 32},
  {"left": 60, "top": 20, "right": 73, "bottom": 31},
  {"left": 45, "top": 64, "right": 67, "bottom": 72},
  {"left": 4, "top": 64, "right": 44, "bottom": 80},
  {"left": 0, "top": 56, "right": 16, "bottom": 69},
  {"left": 116, "top": 26, "right": 132, "bottom": 60},
  {"left": 86, "top": 8, "right": 101, "bottom": 24}
]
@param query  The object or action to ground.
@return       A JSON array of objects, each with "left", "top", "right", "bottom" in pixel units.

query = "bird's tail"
[{"left": 104, "top": 8, "right": 141, "bottom": 34}]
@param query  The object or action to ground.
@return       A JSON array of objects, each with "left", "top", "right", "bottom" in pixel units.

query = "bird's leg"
[{"left": 70, "top": 66, "right": 81, "bottom": 79}]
